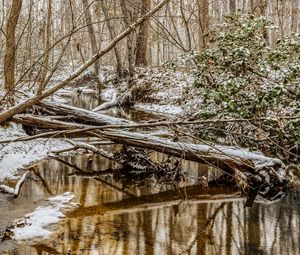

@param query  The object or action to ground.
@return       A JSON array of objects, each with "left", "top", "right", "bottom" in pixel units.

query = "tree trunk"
[
  {"left": 120, "top": 0, "right": 136, "bottom": 83},
  {"left": 99, "top": 0, "right": 123, "bottom": 77},
  {"left": 3, "top": 0, "right": 23, "bottom": 106},
  {"left": 37, "top": 100, "right": 132, "bottom": 125},
  {"left": 197, "top": 0, "right": 209, "bottom": 49},
  {"left": 229, "top": 0, "right": 236, "bottom": 13},
  {"left": 291, "top": 0, "right": 298, "bottom": 33},
  {"left": 135, "top": 0, "right": 151, "bottom": 67},
  {"left": 37, "top": 0, "right": 52, "bottom": 96},
  {"left": 81, "top": 0, "right": 100, "bottom": 77}
]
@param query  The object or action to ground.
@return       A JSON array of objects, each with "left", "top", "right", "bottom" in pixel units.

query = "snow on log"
[
  {"left": 96, "top": 129, "right": 290, "bottom": 201},
  {"left": 92, "top": 90, "right": 117, "bottom": 112},
  {"left": 37, "top": 101, "right": 132, "bottom": 126},
  {"left": 98, "top": 129, "right": 286, "bottom": 173},
  {"left": 12, "top": 114, "right": 90, "bottom": 130}
]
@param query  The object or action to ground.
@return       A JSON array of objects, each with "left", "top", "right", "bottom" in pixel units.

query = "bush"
[{"left": 178, "top": 14, "right": 300, "bottom": 118}]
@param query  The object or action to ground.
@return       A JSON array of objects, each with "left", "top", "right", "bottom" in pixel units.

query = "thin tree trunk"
[
  {"left": 37, "top": 0, "right": 52, "bottom": 96},
  {"left": 291, "top": 0, "right": 298, "bottom": 33},
  {"left": 229, "top": 0, "right": 236, "bottom": 13},
  {"left": 3, "top": 0, "right": 22, "bottom": 106},
  {"left": 120, "top": 0, "right": 135, "bottom": 83},
  {"left": 99, "top": 0, "right": 123, "bottom": 77},
  {"left": 81, "top": 0, "right": 100, "bottom": 77}
]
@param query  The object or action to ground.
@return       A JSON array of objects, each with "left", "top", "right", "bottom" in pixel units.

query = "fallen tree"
[
  {"left": 3, "top": 106, "right": 291, "bottom": 203},
  {"left": 37, "top": 101, "right": 132, "bottom": 125},
  {"left": 1, "top": 92, "right": 293, "bottom": 204}
]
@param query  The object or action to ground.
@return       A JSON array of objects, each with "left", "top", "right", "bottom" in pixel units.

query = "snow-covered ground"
[
  {"left": 12, "top": 192, "right": 77, "bottom": 240},
  {"left": 132, "top": 68, "right": 193, "bottom": 105},
  {"left": 134, "top": 103, "right": 183, "bottom": 116},
  {"left": 0, "top": 124, "right": 68, "bottom": 182}
]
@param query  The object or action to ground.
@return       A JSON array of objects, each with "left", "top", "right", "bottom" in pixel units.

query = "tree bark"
[
  {"left": 38, "top": 100, "right": 132, "bottom": 125},
  {"left": 82, "top": 0, "right": 100, "bottom": 77},
  {"left": 135, "top": 0, "right": 151, "bottom": 66},
  {"left": 3, "top": 0, "right": 23, "bottom": 106},
  {"left": 99, "top": 0, "right": 123, "bottom": 77},
  {"left": 229, "top": 0, "right": 236, "bottom": 13},
  {"left": 120, "top": 0, "right": 136, "bottom": 81},
  {"left": 197, "top": 0, "right": 209, "bottom": 49},
  {"left": 37, "top": 0, "right": 52, "bottom": 96}
]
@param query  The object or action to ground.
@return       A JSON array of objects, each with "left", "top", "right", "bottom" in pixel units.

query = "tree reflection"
[{"left": 4, "top": 154, "right": 300, "bottom": 255}]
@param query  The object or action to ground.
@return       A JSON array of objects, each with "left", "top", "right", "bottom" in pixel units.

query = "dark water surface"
[{"left": 0, "top": 92, "right": 299, "bottom": 255}]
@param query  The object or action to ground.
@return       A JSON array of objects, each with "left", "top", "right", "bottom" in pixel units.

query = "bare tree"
[{"left": 99, "top": 0, "right": 123, "bottom": 77}]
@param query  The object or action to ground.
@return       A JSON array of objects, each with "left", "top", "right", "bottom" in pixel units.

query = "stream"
[{"left": 0, "top": 92, "right": 299, "bottom": 255}]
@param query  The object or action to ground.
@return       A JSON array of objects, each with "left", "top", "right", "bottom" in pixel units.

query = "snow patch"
[
  {"left": 101, "top": 87, "right": 117, "bottom": 101},
  {"left": 0, "top": 124, "right": 69, "bottom": 182},
  {"left": 12, "top": 192, "right": 76, "bottom": 240},
  {"left": 134, "top": 103, "right": 183, "bottom": 116}
]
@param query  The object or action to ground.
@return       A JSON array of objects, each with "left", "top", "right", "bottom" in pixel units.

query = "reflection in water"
[
  {"left": 66, "top": 92, "right": 102, "bottom": 111},
  {"left": 0, "top": 152, "right": 299, "bottom": 255}
]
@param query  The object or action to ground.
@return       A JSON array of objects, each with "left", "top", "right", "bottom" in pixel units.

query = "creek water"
[{"left": 0, "top": 92, "right": 299, "bottom": 255}]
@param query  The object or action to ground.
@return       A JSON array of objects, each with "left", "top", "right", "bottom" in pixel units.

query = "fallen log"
[
  {"left": 12, "top": 114, "right": 90, "bottom": 130},
  {"left": 6, "top": 115, "right": 253, "bottom": 174},
  {"left": 98, "top": 130, "right": 257, "bottom": 174},
  {"left": 7, "top": 114, "right": 286, "bottom": 176},
  {"left": 95, "top": 129, "right": 290, "bottom": 201},
  {"left": 6, "top": 114, "right": 291, "bottom": 201},
  {"left": 92, "top": 91, "right": 134, "bottom": 112},
  {"left": 37, "top": 100, "right": 132, "bottom": 125}
]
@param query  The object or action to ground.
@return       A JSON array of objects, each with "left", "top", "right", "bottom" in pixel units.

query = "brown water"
[
  {"left": 1, "top": 153, "right": 299, "bottom": 255},
  {"left": 0, "top": 93, "right": 299, "bottom": 255}
]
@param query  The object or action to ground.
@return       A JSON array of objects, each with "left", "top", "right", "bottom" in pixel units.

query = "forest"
[{"left": 0, "top": 0, "right": 299, "bottom": 254}]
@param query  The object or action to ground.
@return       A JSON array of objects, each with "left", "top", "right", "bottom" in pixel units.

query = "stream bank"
[{"left": 0, "top": 86, "right": 298, "bottom": 255}]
